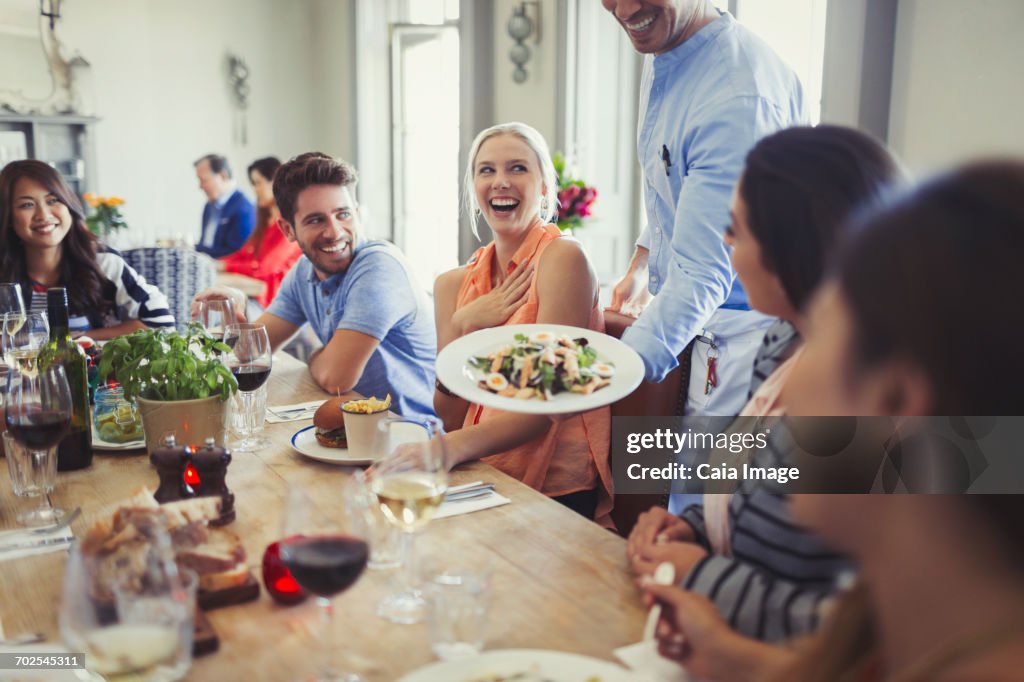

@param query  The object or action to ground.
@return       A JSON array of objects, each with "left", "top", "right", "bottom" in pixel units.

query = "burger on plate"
[{"left": 313, "top": 397, "right": 348, "bottom": 449}]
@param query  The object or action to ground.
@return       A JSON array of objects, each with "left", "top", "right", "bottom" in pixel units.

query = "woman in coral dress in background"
[
  {"left": 218, "top": 156, "right": 301, "bottom": 308},
  {"left": 431, "top": 122, "right": 613, "bottom": 527}
]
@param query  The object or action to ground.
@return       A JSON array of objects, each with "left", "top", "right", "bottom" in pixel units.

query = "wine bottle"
[{"left": 37, "top": 287, "right": 93, "bottom": 471}]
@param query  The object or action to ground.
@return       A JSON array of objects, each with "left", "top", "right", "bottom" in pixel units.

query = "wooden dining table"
[{"left": 0, "top": 352, "right": 646, "bottom": 680}]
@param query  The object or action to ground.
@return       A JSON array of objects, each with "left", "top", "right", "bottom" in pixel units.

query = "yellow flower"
[
  {"left": 82, "top": 192, "right": 100, "bottom": 208},
  {"left": 106, "top": 197, "right": 126, "bottom": 207}
]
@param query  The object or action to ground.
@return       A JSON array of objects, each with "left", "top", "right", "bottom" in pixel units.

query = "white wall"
[
  {"left": 42, "top": 0, "right": 354, "bottom": 244},
  {"left": 887, "top": 0, "right": 1024, "bottom": 174},
  {"left": 491, "top": 0, "right": 558, "bottom": 143}
]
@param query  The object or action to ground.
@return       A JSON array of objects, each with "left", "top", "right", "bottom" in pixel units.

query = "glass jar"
[{"left": 92, "top": 384, "right": 143, "bottom": 444}]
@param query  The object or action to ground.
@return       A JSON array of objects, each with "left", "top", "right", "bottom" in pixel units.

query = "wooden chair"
[{"left": 605, "top": 311, "right": 685, "bottom": 537}]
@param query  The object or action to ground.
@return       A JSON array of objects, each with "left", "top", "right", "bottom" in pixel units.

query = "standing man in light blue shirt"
[
  {"left": 193, "top": 152, "right": 436, "bottom": 419},
  {"left": 603, "top": 0, "right": 807, "bottom": 416}
]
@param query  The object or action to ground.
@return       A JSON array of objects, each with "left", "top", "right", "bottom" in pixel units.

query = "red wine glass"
[
  {"left": 4, "top": 364, "right": 71, "bottom": 526},
  {"left": 279, "top": 483, "right": 370, "bottom": 682}
]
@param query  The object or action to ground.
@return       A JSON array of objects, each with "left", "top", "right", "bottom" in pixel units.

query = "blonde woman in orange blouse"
[{"left": 431, "top": 122, "right": 613, "bottom": 525}]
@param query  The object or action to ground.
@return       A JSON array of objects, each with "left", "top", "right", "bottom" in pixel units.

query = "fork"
[{"left": 31, "top": 505, "right": 81, "bottom": 535}]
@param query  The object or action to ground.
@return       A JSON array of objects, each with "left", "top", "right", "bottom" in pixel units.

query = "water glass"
[
  {"left": 194, "top": 298, "right": 236, "bottom": 338},
  {"left": 4, "top": 429, "right": 56, "bottom": 498},
  {"left": 427, "top": 567, "right": 492, "bottom": 661},
  {"left": 224, "top": 323, "right": 272, "bottom": 452},
  {"left": 346, "top": 472, "right": 402, "bottom": 570}
]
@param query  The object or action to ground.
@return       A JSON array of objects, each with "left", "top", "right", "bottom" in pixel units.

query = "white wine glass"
[
  {"left": 279, "top": 482, "right": 371, "bottom": 682},
  {"left": 60, "top": 518, "right": 197, "bottom": 681},
  {"left": 370, "top": 417, "right": 448, "bottom": 624},
  {"left": 0, "top": 283, "right": 26, "bottom": 382},
  {"left": 224, "top": 322, "right": 272, "bottom": 452},
  {"left": 2, "top": 311, "right": 48, "bottom": 375}
]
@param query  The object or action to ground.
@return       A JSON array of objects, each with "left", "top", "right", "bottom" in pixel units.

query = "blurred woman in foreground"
[{"left": 645, "top": 161, "right": 1024, "bottom": 681}]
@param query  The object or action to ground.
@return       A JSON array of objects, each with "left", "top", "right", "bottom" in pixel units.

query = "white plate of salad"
[{"left": 435, "top": 324, "right": 644, "bottom": 415}]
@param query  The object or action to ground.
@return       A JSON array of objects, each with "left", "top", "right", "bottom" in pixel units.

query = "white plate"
[
  {"left": 291, "top": 420, "right": 428, "bottom": 466},
  {"left": 0, "top": 643, "right": 81, "bottom": 682},
  {"left": 291, "top": 425, "right": 374, "bottom": 465},
  {"left": 397, "top": 649, "right": 640, "bottom": 682},
  {"left": 435, "top": 324, "right": 644, "bottom": 416},
  {"left": 90, "top": 424, "right": 145, "bottom": 452}
]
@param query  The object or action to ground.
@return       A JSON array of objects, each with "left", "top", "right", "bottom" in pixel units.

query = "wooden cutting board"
[{"left": 197, "top": 570, "right": 261, "bottom": 611}]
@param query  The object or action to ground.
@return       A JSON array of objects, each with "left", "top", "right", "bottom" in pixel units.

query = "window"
[
  {"left": 735, "top": 0, "right": 829, "bottom": 122},
  {"left": 388, "top": 0, "right": 461, "bottom": 293}
]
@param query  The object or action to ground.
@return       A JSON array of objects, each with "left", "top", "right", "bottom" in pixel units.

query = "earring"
[
  {"left": 540, "top": 197, "right": 549, "bottom": 212},
  {"left": 474, "top": 208, "right": 482, "bottom": 217}
]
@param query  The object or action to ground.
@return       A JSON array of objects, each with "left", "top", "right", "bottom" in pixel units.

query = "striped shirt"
[
  {"left": 27, "top": 249, "right": 174, "bottom": 332},
  {"left": 680, "top": 490, "right": 851, "bottom": 642}
]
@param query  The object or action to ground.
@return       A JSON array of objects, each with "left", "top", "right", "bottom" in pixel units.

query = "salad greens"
[{"left": 468, "top": 332, "right": 613, "bottom": 400}]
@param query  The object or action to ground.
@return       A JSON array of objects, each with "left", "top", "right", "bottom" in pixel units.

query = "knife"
[
  {"left": 445, "top": 483, "right": 496, "bottom": 502},
  {"left": 0, "top": 534, "right": 74, "bottom": 554}
]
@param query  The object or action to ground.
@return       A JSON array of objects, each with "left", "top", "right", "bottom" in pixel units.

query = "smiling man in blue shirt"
[
  {"left": 193, "top": 153, "right": 436, "bottom": 420},
  {"left": 603, "top": 0, "right": 807, "bottom": 416}
]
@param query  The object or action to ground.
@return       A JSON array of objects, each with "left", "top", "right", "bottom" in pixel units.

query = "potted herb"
[{"left": 98, "top": 323, "right": 238, "bottom": 453}]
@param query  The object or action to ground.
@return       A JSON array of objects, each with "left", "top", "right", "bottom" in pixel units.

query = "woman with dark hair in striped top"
[
  {"left": 628, "top": 126, "right": 906, "bottom": 643},
  {"left": 0, "top": 160, "right": 174, "bottom": 338}
]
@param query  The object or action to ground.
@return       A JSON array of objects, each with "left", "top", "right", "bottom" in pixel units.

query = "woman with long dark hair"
[
  {"left": 0, "top": 160, "right": 173, "bottom": 338},
  {"left": 217, "top": 156, "right": 302, "bottom": 308}
]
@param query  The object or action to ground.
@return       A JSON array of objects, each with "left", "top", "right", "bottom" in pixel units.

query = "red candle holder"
[{"left": 262, "top": 539, "right": 308, "bottom": 606}]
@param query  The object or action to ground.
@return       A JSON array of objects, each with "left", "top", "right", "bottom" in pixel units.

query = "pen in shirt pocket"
[{"left": 661, "top": 144, "right": 672, "bottom": 177}]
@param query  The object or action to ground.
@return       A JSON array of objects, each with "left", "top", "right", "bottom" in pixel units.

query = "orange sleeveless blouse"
[{"left": 456, "top": 223, "right": 614, "bottom": 527}]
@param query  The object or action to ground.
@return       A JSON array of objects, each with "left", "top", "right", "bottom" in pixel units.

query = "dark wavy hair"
[
  {"left": 740, "top": 125, "right": 905, "bottom": 313},
  {"left": 0, "top": 160, "right": 113, "bottom": 319},
  {"left": 247, "top": 156, "right": 281, "bottom": 185},
  {"left": 835, "top": 160, "right": 1024, "bottom": 415},
  {"left": 246, "top": 156, "right": 282, "bottom": 248},
  {"left": 272, "top": 152, "right": 358, "bottom": 226}
]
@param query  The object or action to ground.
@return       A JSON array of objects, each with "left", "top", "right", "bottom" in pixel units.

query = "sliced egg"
[
  {"left": 485, "top": 373, "right": 509, "bottom": 391},
  {"left": 528, "top": 331, "right": 556, "bottom": 345},
  {"left": 592, "top": 362, "right": 616, "bottom": 378}
]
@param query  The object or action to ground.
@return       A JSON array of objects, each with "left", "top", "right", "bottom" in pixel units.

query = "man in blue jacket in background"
[{"left": 194, "top": 153, "right": 255, "bottom": 258}]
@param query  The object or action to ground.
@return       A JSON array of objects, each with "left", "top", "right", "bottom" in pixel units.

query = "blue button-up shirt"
[
  {"left": 267, "top": 240, "right": 437, "bottom": 420},
  {"left": 622, "top": 12, "right": 808, "bottom": 381}
]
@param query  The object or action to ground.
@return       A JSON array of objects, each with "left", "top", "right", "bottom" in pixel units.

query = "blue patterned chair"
[{"left": 121, "top": 248, "right": 217, "bottom": 331}]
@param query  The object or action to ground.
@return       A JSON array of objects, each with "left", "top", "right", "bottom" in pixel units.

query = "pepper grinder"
[{"left": 150, "top": 435, "right": 194, "bottom": 503}]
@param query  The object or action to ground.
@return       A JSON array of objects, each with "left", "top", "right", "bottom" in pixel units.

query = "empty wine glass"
[
  {"left": 2, "top": 311, "right": 49, "bottom": 375},
  {"left": 224, "top": 323, "right": 272, "bottom": 452},
  {"left": 0, "top": 282, "right": 25, "bottom": 318},
  {"left": 370, "top": 417, "right": 448, "bottom": 624},
  {"left": 60, "top": 517, "right": 196, "bottom": 681},
  {"left": 193, "top": 298, "right": 237, "bottom": 339},
  {"left": 279, "top": 481, "right": 371, "bottom": 682},
  {"left": 0, "top": 282, "right": 26, "bottom": 379},
  {"left": 4, "top": 364, "right": 70, "bottom": 525}
]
